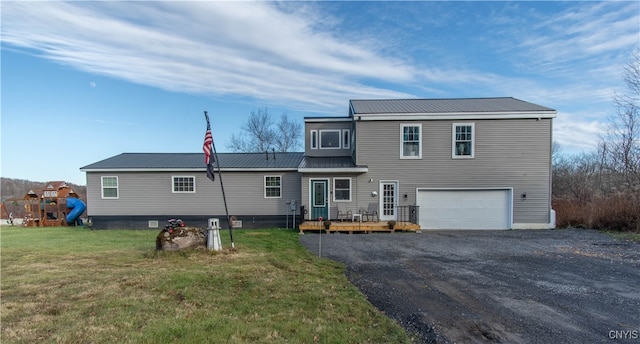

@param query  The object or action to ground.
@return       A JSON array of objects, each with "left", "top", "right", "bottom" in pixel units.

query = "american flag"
[{"left": 203, "top": 113, "right": 215, "bottom": 182}]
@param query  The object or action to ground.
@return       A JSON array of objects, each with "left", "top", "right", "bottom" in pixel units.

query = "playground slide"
[{"left": 66, "top": 197, "right": 86, "bottom": 224}]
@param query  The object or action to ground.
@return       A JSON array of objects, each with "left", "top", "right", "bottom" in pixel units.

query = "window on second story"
[
  {"left": 453, "top": 123, "right": 475, "bottom": 158},
  {"left": 400, "top": 123, "right": 422, "bottom": 159},
  {"left": 172, "top": 176, "right": 195, "bottom": 193},
  {"left": 333, "top": 178, "right": 351, "bottom": 201},
  {"left": 320, "top": 130, "right": 341, "bottom": 149},
  {"left": 310, "top": 130, "right": 318, "bottom": 150},
  {"left": 342, "top": 129, "right": 350, "bottom": 150},
  {"left": 264, "top": 176, "right": 282, "bottom": 198}
]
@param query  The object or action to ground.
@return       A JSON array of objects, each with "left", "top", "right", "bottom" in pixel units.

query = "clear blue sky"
[{"left": 2, "top": 1, "right": 638, "bottom": 185}]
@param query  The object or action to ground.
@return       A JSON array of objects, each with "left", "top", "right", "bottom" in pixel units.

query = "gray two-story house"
[
  {"left": 81, "top": 97, "right": 556, "bottom": 230},
  {"left": 300, "top": 97, "right": 556, "bottom": 230}
]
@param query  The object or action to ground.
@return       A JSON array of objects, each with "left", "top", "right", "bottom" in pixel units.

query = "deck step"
[{"left": 298, "top": 221, "right": 420, "bottom": 233}]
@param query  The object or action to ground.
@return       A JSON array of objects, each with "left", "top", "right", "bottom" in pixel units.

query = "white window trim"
[
  {"left": 400, "top": 123, "right": 422, "bottom": 159},
  {"left": 319, "top": 129, "right": 342, "bottom": 149},
  {"left": 332, "top": 177, "right": 352, "bottom": 202},
  {"left": 101, "top": 176, "right": 119, "bottom": 199},
  {"left": 264, "top": 175, "right": 282, "bottom": 199},
  {"left": 310, "top": 130, "right": 318, "bottom": 150},
  {"left": 172, "top": 176, "right": 196, "bottom": 193},
  {"left": 342, "top": 129, "right": 350, "bottom": 150},
  {"left": 452, "top": 123, "right": 475, "bottom": 159}
]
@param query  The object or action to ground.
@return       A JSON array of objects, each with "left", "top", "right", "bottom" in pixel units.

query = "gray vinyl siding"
[
  {"left": 86, "top": 171, "right": 301, "bottom": 218},
  {"left": 354, "top": 118, "right": 552, "bottom": 224},
  {"left": 305, "top": 121, "right": 353, "bottom": 157},
  {"left": 300, "top": 174, "right": 369, "bottom": 220}
]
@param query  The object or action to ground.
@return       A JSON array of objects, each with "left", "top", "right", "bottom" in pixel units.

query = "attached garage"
[{"left": 417, "top": 188, "right": 512, "bottom": 230}]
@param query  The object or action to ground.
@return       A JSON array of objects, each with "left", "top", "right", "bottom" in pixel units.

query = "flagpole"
[{"left": 204, "top": 111, "right": 235, "bottom": 249}]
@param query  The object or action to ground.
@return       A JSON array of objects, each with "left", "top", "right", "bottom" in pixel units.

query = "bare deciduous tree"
[
  {"left": 553, "top": 49, "right": 640, "bottom": 231},
  {"left": 274, "top": 113, "right": 302, "bottom": 152},
  {"left": 599, "top": 48, "right": 640, "bottom": 186},
  {"left": 227, "top": 108, "right": 303, "bottom": 152}
]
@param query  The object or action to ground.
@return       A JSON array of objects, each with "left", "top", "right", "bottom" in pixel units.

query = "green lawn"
[{"left": 0, "top": 226, "right": 412, "bottom": 343}]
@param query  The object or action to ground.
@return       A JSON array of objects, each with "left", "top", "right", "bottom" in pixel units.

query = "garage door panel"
[{"left": 418, "top": 189, "right": 511, "bottom": 230}]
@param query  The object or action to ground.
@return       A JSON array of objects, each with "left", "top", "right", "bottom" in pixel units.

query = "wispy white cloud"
[
  {"left": 553, "top": 111, "right": 607, "bottom": 153},
  {"left": 2, "top": 1, "right": 637, "bottom": 155},
  {"left": 1, "top": 1, "right": 416, "bottom": 113},
  {"left": 504, "top": 2, "right": 638, "bottom": 75}
]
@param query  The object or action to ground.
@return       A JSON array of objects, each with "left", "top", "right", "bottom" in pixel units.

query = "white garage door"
[{"left": 417, "top": 189, "right": 512, "bottom": 230}]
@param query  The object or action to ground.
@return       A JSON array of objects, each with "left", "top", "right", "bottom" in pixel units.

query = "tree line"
[{"left": 553, "top": 48, "right": 639, "bottom": 231}]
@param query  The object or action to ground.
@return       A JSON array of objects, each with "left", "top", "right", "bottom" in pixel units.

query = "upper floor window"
[
  {"left": 400, "top": 123, "right": 422, "bottom": 159},
  {"left": 101, "top": 176, "right": 119, "bottom": 199},
  {"left": 264, "top": 176, "right": 282, "bottom": 198},
  {"left": 172, "top": 176, "right": 195, "bottom": 193},
  {"left": 320, "top": 130, "right": 341, "bottom": 149},
  {"left": 342, "top": 129, "right": 350, "bottom": 150},
  {"left": 310, "top": 130, "right": 318, "bottom": 149},
  {"left": 333, "top": 178, "right": 351, "bottom": 201},
  {"left": 453, "top": 123, "right": 475, "bottom": 158}
]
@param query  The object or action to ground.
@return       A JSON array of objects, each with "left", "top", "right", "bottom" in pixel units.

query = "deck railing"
[{"left": 396, "top": 205, "right": 419, "bottom": 224}]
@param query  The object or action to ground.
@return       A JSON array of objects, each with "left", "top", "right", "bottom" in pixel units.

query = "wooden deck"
[{"left": 298, "top": 220, "right": 421, "bottom": 234}]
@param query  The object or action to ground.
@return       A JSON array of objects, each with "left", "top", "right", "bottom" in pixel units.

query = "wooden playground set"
[{"left": 1, "top": 181, "right": 86, "bottom": 227}]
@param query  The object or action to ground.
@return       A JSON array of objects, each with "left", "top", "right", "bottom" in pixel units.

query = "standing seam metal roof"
[
  {"left": 80, "top": 152, "right": 304, "bottom": 170},
  {"left": 350, "top": 97, "right": 556, "bottom": 114},
  {"left": 298, "top": 156, "right": 362, "bottom": 169}
]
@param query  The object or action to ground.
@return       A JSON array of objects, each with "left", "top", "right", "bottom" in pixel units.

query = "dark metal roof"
[
  {"left": 81, "top": 152, "right": 304, "bottom": 171},
  {"left": 350, "top": 97, "right": 555, "bottom": 114},
  {"left": 298, "top": 156, "right": 357, "bottom": 169}
]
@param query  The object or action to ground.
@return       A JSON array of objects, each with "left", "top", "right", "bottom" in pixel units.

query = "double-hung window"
[
  {"left": 264, "top": 176, "right": 282, "bottom": 198},
  {"left": 101, "top": 176, "right": 119, "bottom": 199},
  {"left": 453, "top": 123, "right": 475, "bottom": 158},
  {"left": 400, "top": 123, "right": 422, "bottom": 159},
  {"left": 333, "top": 178, "right": 351, "bottom": 201},
  {"left": 172, "top": 176, "right": 195, "bottom": 193}
]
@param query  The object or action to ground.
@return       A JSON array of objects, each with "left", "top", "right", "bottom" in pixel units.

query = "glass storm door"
[
  {"left": 380, "top": 181, "right": 398, "bottom": 221},
  {"left": 311, "top": 180, "right": 329, "bottom": 220}
]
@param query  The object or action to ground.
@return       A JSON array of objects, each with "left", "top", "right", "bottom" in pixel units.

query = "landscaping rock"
[{"left": 156, "top": 226, "right": 206, "bottom": 251}]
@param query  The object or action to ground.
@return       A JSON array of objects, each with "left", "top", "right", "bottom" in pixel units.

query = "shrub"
[{"left": 554, "top": 193, "right": 640, "bottom": 232}]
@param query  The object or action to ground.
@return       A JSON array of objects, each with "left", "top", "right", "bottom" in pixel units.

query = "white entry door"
[{"left": 379, "top": 181, "right": 398, "bottom": 221}]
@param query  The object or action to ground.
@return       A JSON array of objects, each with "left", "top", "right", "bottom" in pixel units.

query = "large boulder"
[{"left": 156, "top": 226, "right": 206, "bottom": 251}]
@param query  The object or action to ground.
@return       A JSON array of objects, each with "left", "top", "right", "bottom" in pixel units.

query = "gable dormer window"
[{"left": 400, "top": 123, "right": 422, "bottom": 159}]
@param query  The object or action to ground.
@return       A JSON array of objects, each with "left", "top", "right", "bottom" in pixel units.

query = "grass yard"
[{"left": 0, "top": 226, "right": 411, "bottom": 344}]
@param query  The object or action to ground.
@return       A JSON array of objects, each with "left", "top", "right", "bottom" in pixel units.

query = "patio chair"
[
  {"left": 364, "top": 202, "right": 379, "bottom": 222},
  {"left": 336, "top": 203, "right": 352, "bottom": 222}
]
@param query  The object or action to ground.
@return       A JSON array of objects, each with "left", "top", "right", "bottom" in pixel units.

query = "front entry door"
[
  {"left": 311, "top": 180, "right": 329, "bottom": 220},
  {"left": 380, "top": 181, "right": 398, "bottom": 221}
]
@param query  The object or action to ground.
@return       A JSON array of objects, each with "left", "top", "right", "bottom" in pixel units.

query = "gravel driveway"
[{"left": 299, "top": 229, "right": 640, "bottom": 344}]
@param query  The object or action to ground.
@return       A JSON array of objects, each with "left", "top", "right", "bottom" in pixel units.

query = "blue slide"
[{"left": 66, "top": 197, "right": 87, "bottom": 225}]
